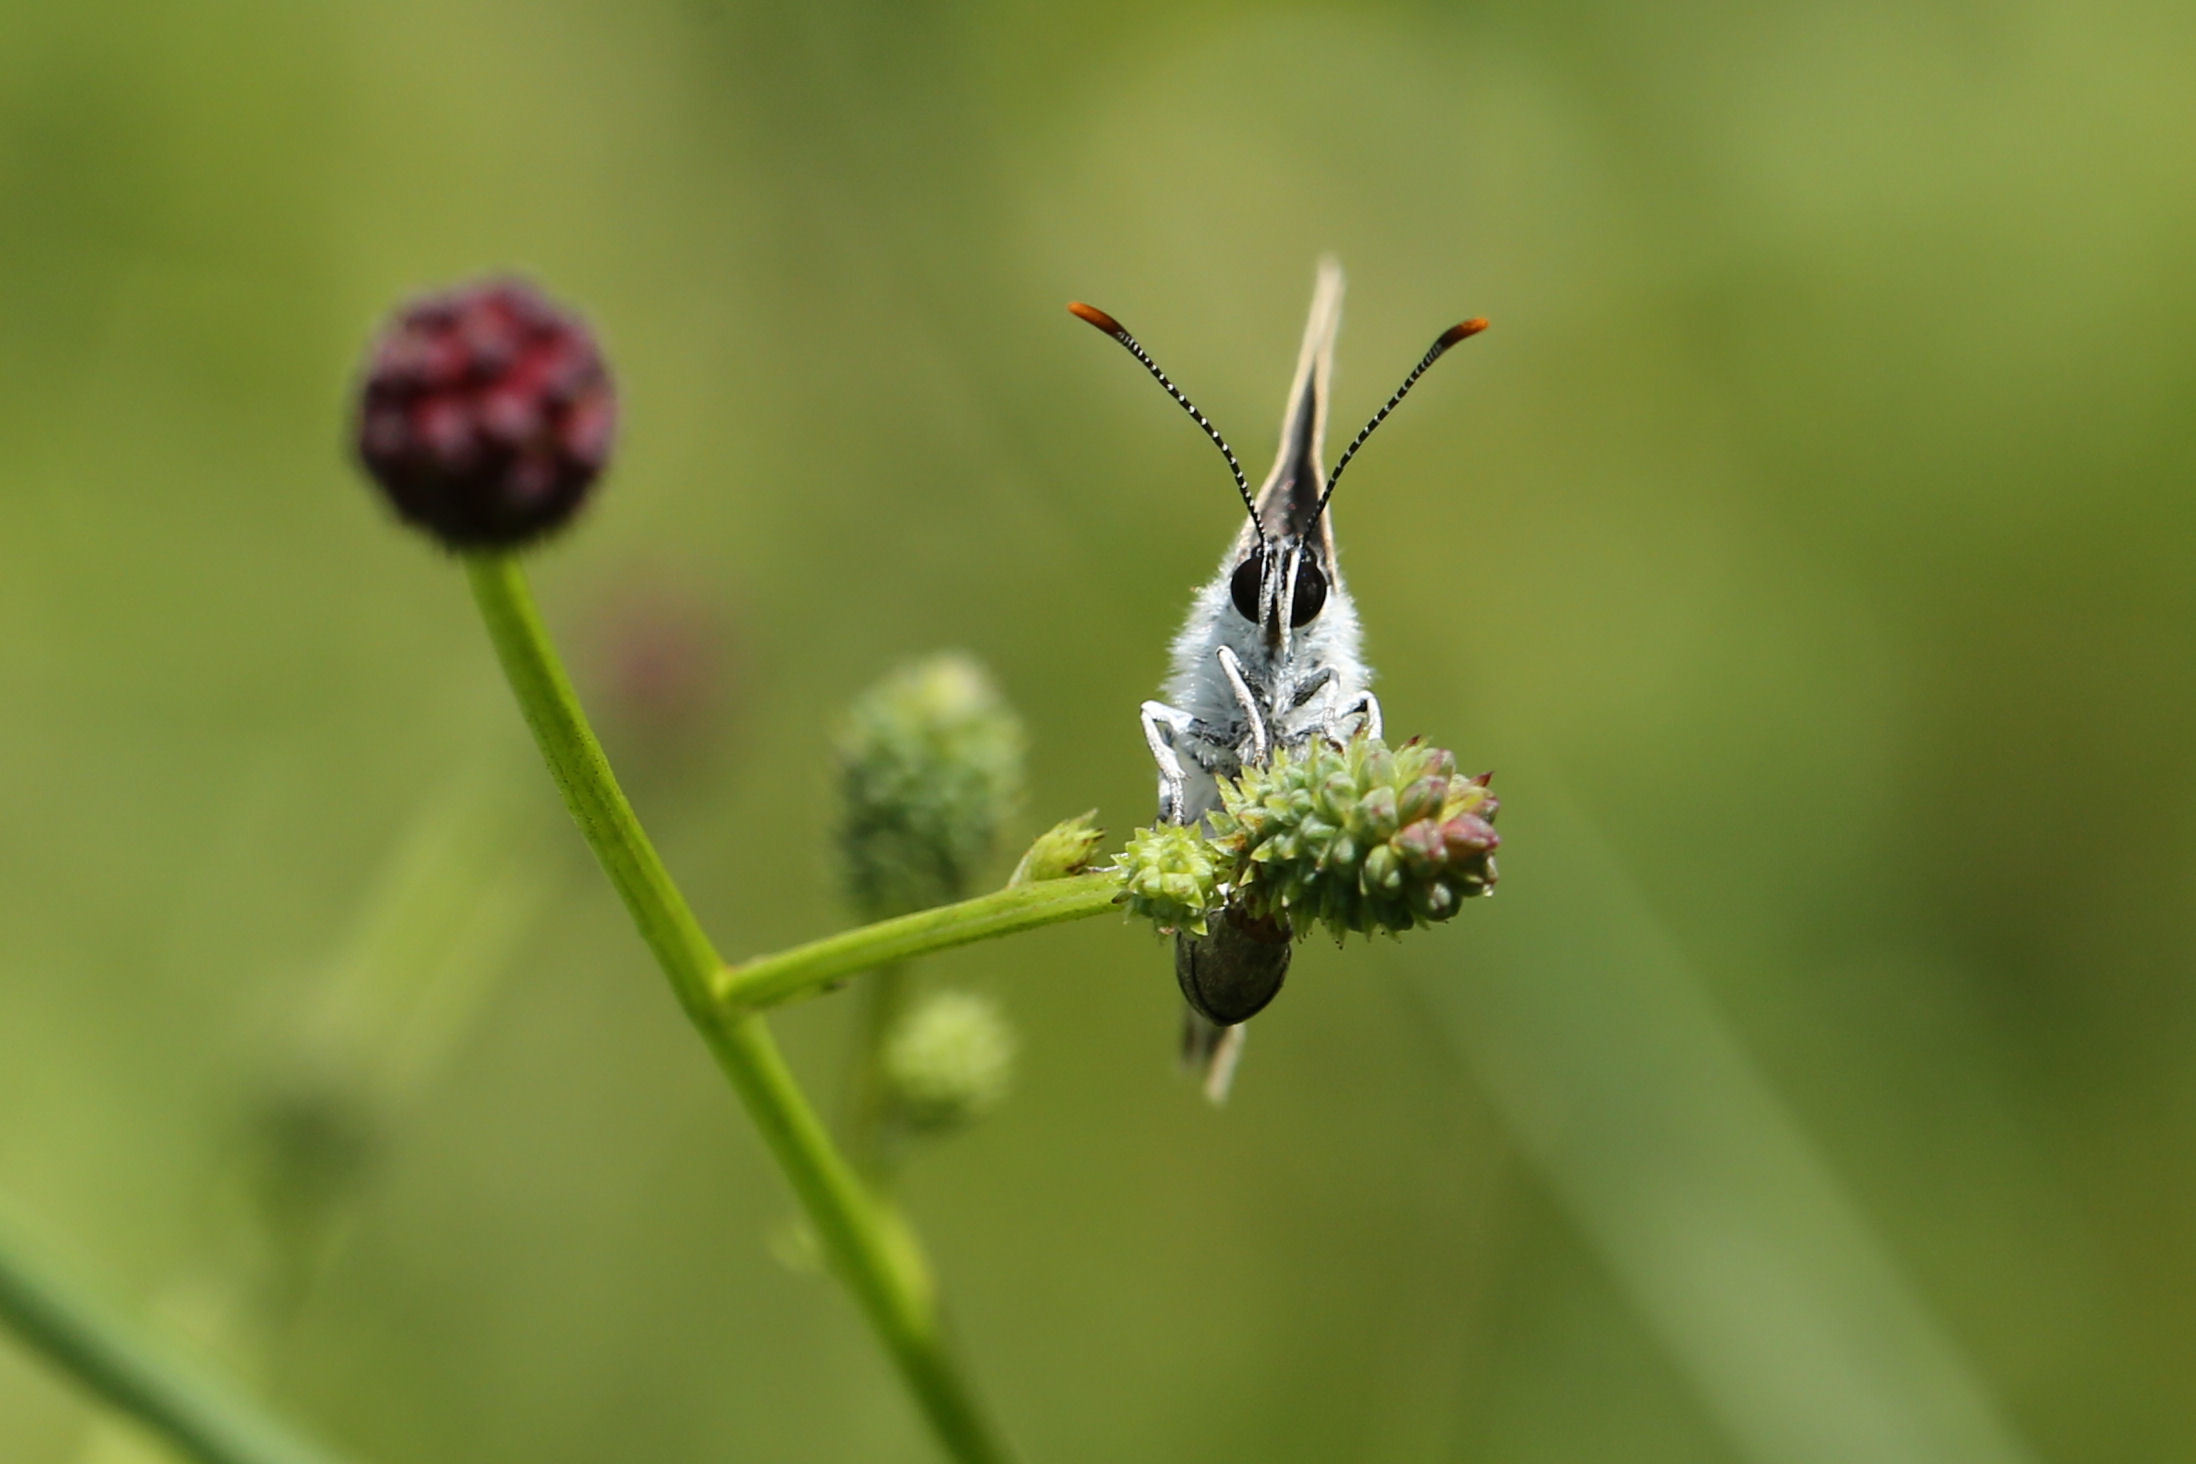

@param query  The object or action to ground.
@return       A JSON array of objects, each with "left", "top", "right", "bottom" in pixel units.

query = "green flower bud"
[
  {"left": 1115, "top": 823, "right": 1223, "bottom": 936},
  {"left": 252, "top": 1058, "right": 382, "bottom": 1225},
  {"left": 1009, "top": 810, "right": 1106, "bottom": 886},
  {"left": 836, "top": 654, "right": 1025, "bottom": 919},
  {"left": 1209, "top": 733, "right": 1499, "bottom": 942},
  {"left": 882, "top": 990, "right": 1017, "bottom": 1132}
]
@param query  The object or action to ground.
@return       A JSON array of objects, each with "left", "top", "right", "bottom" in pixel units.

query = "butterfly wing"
[{"left": 1248, "top": 256, "right": 1343, "bottom": 561}]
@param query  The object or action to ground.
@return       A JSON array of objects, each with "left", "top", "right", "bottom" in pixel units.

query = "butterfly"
[{"left": 1071, "top": 259, "right": 1485, "bottom": 1100}]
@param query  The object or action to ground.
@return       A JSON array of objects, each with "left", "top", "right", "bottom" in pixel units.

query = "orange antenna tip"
[
  {"left": 1438, "top": 318, "right": 1490, "bottom": 348},
  {"left": 1068, "top": 301, "right": 1124, "bottom": 334}
]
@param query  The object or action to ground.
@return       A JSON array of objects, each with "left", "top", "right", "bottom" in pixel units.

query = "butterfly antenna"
[
  {"left": 1312, "top": 317, "right": 1488, "bottom": 525},
  {"left": 1069, "top": 302, "right": 1257, "bottom": 523}
]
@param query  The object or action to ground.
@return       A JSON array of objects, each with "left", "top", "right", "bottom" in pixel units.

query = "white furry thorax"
[{"left": 1158, "top": 542, "right": 1371, "bottom": 821}]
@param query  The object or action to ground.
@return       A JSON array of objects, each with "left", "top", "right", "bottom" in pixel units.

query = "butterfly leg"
[
  {"left": 1334, "top": 688, "right": 1383, "bottom": 740},
  {"left": 1287, "top": 666, "right": 1337, "bottom": 711},
  {"left": 1214, "top": 646, "right": 1269, "bottom": 765},
  {"left": 1141, "top": 700, "right": 1196, "bottom": 824}
]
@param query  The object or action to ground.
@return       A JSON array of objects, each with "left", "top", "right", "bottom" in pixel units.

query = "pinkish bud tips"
[
  {"left": 1200, "top": 733, "right": 1502, "bottom": 942},
  {"left": 1397, "top": 774, "right": 1449, "bottom": 827},
  {"left": 354, "top": 278, "right": 615, "bottom": 550}
]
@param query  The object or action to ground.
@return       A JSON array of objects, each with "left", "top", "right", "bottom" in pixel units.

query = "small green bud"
[
  {"left": 836, "top": 654, "right": 1026, "bottom": 919},
  {"left": 1009, "top": 810, "right": 1106, "bottom": 885},
  {"left": 1210, "top": 733, "right": 1499, "bottom": 942},
  {"left": 1115, "top": 823, "right": 1224, "bottom": 936},
  {"left": 882, "top": 990, "right": 1017, "bottom": 1132},
  {"left": 251, "top": 1059, "right": 382, "bottom": 1224},
  {"left": 1396, "top": 773, "right": 1447, "bottom": 826}
]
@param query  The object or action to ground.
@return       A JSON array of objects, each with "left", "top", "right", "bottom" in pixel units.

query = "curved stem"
[
  {"left": 465, "top": 554, "right": 1013, "bottom": 1464},
  {"left": 0, "top": 1207, "right": 347, "bottom": 1464},
  {"left": 716, "top": 874, "right": 1121, "bottom": 1014}
]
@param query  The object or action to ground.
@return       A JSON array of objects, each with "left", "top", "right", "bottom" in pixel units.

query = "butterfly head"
[{"left": 1228, "top": 535, "right": 1330, "bottom": 659}]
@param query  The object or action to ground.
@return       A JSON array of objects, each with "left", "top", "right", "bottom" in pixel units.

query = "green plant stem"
[
  {"left": 844, "top": 962, "right": 913, "bottom": 1182},
  {"left": 716, "top": 873, "right": 1121, "bottom": 1014},
  {"left": 464, "top": 554, "right": 1012, "bottom": 1464},
  {"left": 0, "top": 1208, "right": 346, "bottom": 1464}
]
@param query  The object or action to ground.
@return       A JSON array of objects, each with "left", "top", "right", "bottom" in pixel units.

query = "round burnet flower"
[
  {"left": 835, "top": 654, "right": 1025, "bottom": 920},
  {"left": 353, "top": 277, "right": 615, "bottom": 549},
  {"left": 1209, "top": 734, "right": 1499, "bottom": 941},
  {"left": 881, "top": 990, "right": 1017, "bottom": 1132}
]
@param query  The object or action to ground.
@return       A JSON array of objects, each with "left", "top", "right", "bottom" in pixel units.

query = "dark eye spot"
[
  {"left": 1289, "top": 558, "right": 1328, "bottom": 626},
  {"left": 1229, "top": 553, "right": 1263, "bottom": 621}
]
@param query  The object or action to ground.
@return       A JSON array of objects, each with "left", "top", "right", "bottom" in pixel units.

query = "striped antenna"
[
  {"left": 1311, "top": 317, "right": 1487, "bottom": 526},
  {"left": 1069, "top": 302, "right": 1257, "bottom": 524}
]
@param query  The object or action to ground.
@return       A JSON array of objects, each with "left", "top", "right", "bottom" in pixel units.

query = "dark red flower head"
[{"left": 354, "top": 278, "right": 615, "bottom": 549}]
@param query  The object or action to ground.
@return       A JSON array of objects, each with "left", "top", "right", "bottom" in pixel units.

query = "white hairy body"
[{"left": 1151, "top": 547, "right": 1371, "bottom": 826}]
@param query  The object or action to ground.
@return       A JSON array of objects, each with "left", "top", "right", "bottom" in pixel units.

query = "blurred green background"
[{"left": 2, "top": 0, "right": 2193, "bottom": 1460}]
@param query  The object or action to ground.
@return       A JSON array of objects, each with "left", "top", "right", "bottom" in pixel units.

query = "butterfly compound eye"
[
  {"left": 1229, "top": 553, "right": 1264, "bottom": 622},
  {"left": 1289, "top": 558, "right": 1328, "bottom": 627}
]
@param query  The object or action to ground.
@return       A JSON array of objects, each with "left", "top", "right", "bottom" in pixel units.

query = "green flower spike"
[
  {"left": 836, "top": 654, "right": 1026, "bottom": 920},
  {"left": 1116, "top": 823, "right": 1223, "bottom": 937},
  {"left": 1209, "top": 733, "right": 1499, "bottom": 942},
  {"left": 882, "top": 990, "right": 1018, "bottom": 1132}
]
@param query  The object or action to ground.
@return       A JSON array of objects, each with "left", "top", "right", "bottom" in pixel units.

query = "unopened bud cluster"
[
  {"left": 1009, "top": 811, "right": 1106, "bottom": 886},
  {"left": 1214, "top": 735, "right": 1499, "bottom": 938},
  {"left": 354, "top": 278, "right": 614, "bottom": 549},
  {"left": 882, "top": 990, "right": 1017, "bottom": 1131},
  {"left": 1116, "top": 734, "right": 1499, "bottom": 944},
  {"left": 1117, "top": 823, "right": 1222, "bottom": 936},
  {"left": 836, "top": 654, "right": 1025, "bottom": 920}
]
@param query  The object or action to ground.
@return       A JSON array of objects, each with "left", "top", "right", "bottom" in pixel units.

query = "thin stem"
[
  {"left": 716, "top": 874, "right": 1121, "bottom": 1014},
  {"left": 464, "top": 554, "right": 1013, "bottom": 1464},
  {"left": 843, "top": 963, "right": 913, "bottom": 1182},
  {"left": 0, "top": 1207, "right": 348, "bottom": 1464}
]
